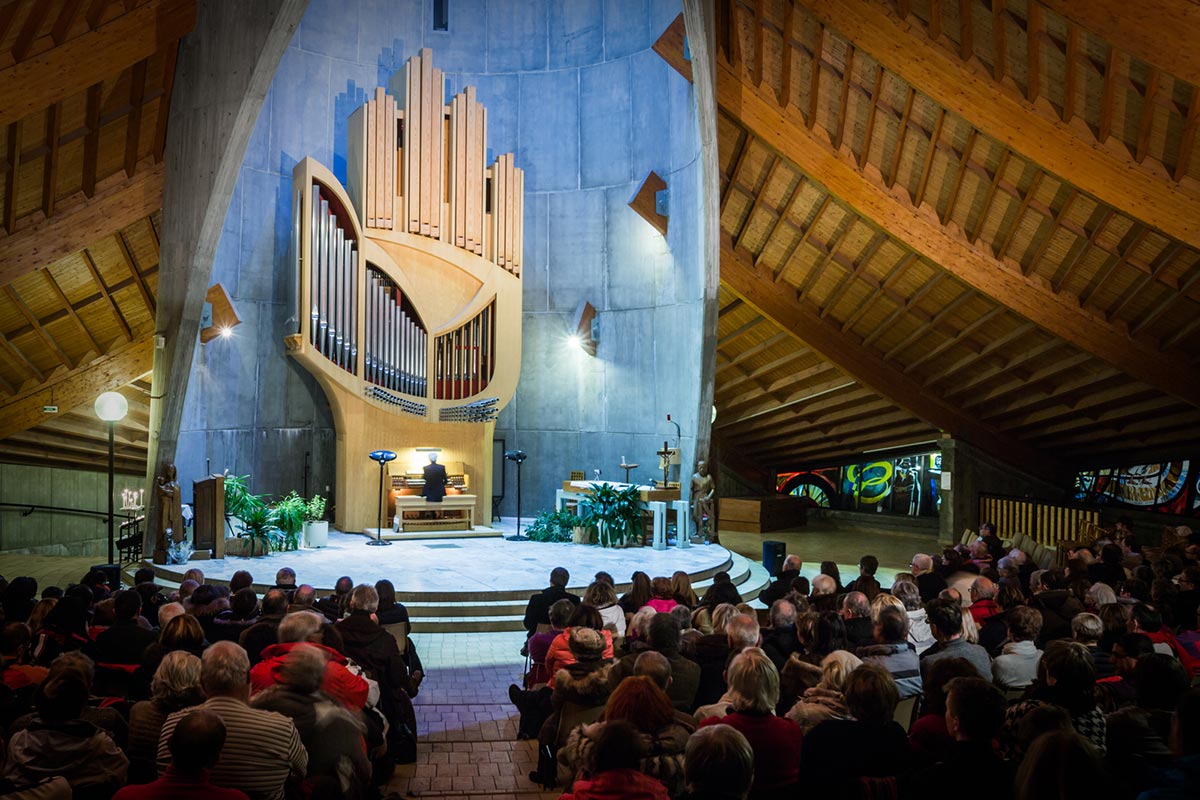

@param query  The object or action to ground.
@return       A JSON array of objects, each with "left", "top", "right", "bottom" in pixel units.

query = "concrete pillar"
[{"left": 144, "top": 0, "right": 308, "bottom": 555}]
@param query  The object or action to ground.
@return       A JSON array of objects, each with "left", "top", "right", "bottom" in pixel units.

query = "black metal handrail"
[{"left": 0, "top": 502, "right": 135, "bottom": 523}]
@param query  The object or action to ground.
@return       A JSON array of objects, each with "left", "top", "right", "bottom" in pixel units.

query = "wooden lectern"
[{"left": 192, "top": 474, "right": 225, "bottom": 559}]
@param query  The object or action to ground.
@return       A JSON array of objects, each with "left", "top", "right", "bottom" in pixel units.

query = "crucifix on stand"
[{"left": 656, "top": 441, "right": 673, "bottom": 487}]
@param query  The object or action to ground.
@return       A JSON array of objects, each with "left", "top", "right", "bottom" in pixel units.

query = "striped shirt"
[{"left": 157, "top": 696, "right": 307, "bottom": 800}]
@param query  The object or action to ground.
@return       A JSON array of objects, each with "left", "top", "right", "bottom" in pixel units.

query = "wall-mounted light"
[
  {"left": 569, "top": 301, "right": 598, "bottom": 356},
  {"left": 629, "top": 171, "right": 668, "bottom": 235},
  {"left": 200, "top": 282, "right": 242, "bottom": 344}
]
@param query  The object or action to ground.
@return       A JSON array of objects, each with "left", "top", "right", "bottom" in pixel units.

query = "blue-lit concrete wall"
[{"left": 177, "top": 0, "right": 707, "bottom": 520}]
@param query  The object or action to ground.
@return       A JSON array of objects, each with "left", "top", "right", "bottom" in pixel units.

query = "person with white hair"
[
  {"left": 250, "top": 610, "right": 369, "bottom": 710},
  {"left": 909, "top": 553, "right": 947, "bottom": 602},
  {"left": 809, "top": 574, "right": 838, "bottom": 613},
  {"left": 759, "top": 555, "right": 802, "bottom": 607},
  {"left": 840, "top": 592, "right": 874, "bottom": 650},
  {"left": 891, "top": 581, "right": 935, "bottom": 654},
  {"left": 784, "top": 650, "right": 860, "bottom": 733},
  {"left": 968, "top": 577, "right": 1000, "bottom": 626},
  {"left": 156, "top": 641, "right": 307, "bottom": 800},
  {"left": 761, "top": 600, "right": 799, "bottom": 670},
  {"left": 127, "top": 650, "right": 203, "bottom": 783}
]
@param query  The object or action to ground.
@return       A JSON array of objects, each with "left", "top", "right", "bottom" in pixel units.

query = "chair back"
[
  {"left": 892, "top": 695, "right": 919, "bottom": 732},
  {"left": 382, "top": 621, "right": 409, "bottom": 655},
  {"left": 555, "top": 701, "right": 605, "bottom": 748}
]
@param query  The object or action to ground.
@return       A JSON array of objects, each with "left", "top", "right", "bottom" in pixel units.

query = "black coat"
[
  {"left": 92, "top": 620, "right": 157, "bottom": 665},
  {"left": 337, "top": 612, "right": 414, "bottom": 730},
  {"left": 759, "top": 569, "right": 800, "bottom": 607},
  {"left": 422, "top": 462, "right": 448, "bottom": 502},
  {"left": 522, "top": 586, "right": 580, "bottom": 634},
  {"left": 916, "top": 572, "right": 948, "bottom": 603},
  {"left": 761, "top": 625, "right": 799, "bottom": 671}
]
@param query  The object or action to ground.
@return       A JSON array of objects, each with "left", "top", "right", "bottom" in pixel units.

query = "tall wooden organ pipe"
[{"left": 286, "top": 49, "right": 524, "bottom": 533}]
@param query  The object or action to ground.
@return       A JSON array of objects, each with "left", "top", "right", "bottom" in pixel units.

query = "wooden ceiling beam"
[
  {"left": 719, "top": 360, "right": 839, "bottom": 412},
  {"left": 39, "top": 269, "right": 101, "bottom": 355},
  {"left": 760, "top": 421, "right": 938, "bottom": 463},
  {"left": 1038, "top": 408, "right": 1200, "bottom": 449},
  {"left": 1018, "top": 396, "right": 1185, "bottom": 441},
  {"left": 995, "top": 383, "right": 1153, "bottom": 431},
  {"left": 0, "top": 0, "right": 196, "bottom": 128},
  {"left": 2, "top": 285, "right": 73, "bottom": 369},
  {"left": 1037, "top": 0, "right": 1200, "bottom": 88},
  {"left": 1175, "top": 86, "right": 1200, "bottom": 183},
  {"left": 795, "top": 0, "right": 1200, "bottom": 247},
  {"left": 712, "top": 61, "right": 1200, "bottom": 406},
  {"left": 720, "top": 236, "right": 1058, "bottom": 475},
  {"left": 920, "top": 321, "right": 1035, "bottom": 386},
  {"left": 731, "top": 398, "right": 899, "bottom": 448},
  {"left": 756, "top": 415, "right": 930, "bottom": 460},
  {"left": 905, "top": 306, "right": 1003, "bottom": 375},
  {"left": 977, "top": 367, "right": 1124, "bottom": 423},
  {"left": 716, "top": 331, "right": 792, "bottom": 372},
  {"left": 718, "top": 347, "right": 808, "bottom": 393},
  {"left": 81, "top": 249, "right": 133, "bottom": 342},
  {"left": 4, "top": 263, "right": 156, "bottom": 343},
  {"left": 0, "top": 337, "right": 153, "bottom": 440},
  {"left": 0, "top": 159, "right": 163, "bottom": 288},
  {"left": 721, "top": 385, "right": 875, "bottom": 439},
  {"left": 3, "top": 120, "right": 21, "bottom": 234}
]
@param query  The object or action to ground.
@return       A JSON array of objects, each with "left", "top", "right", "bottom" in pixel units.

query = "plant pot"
[
  {"left": 571, "top": 526, "right": 594, "bottom": 545},
  {"left": 224, "top": 537, "right": 248, "bottom": 557},
  {"left": 304, "top": 520, "right": 329, "bottom": 548}
]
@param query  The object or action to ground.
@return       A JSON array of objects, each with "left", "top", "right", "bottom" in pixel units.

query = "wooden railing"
[{"left": 978, "top": 493, "right": 1101, "bottom": 547}]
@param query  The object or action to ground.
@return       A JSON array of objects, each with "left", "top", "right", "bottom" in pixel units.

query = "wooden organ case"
[{"left": 286, "top": 50, "right": 523, "bottom": 533}]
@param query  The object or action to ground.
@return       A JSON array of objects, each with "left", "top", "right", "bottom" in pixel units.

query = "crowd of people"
[
  {"left": 510, "top": 520, "right": 1200, "bottom": 799},
  {"left": 1, "top": 519, "right": 1199, "bottom": 799},
  {"left": 0, "top": 566, "right": 422, "bottom": 800}
]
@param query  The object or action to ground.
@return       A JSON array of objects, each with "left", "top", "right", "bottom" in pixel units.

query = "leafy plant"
[
  {"left": 587, "top": 483, "right": 645, "bottom": 547},
  {"left": 304, "top": 494, "right": 327, "bottom": 523},
  {"left": 526, "top": 509, "right": 586, "bottom": 543},
  {"left": 271, "top": 492, "right": 305, "bottom": 551},
  {"left": 238, "top": 503, "right": 280, "bottom": 556},
  {"left": 223, "top": 473, "right": 266, "bottom": 519}
]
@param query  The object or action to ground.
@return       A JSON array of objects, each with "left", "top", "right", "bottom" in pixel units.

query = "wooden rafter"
[
  {"left": 80, "top": 249, "right": 134, "bottom": 342},
  {"left": 0, "top": 337, "right": 154, "bottom": 439},
  {"left": 709, "top": 64, "right": 1200, "bottom": 406},
  {"left": 114, "top": 229, "right": 156, "bottom": 316},
  {"left": 724, "top": 386, "right": 874, "bottom": 438},
  {"left": 40, "top": 268, "right": 101, "bottom": 355},
  {"left": 0, "top": 0, "right": 196, "bottom": 127},
  {"left": 2, "top": 285, "right": 72, "bottom": 369},
  {"left": 795, "top": 0, "right": 1200, "bottom": 247},
  {"left": 1037, "top": 0, "right": 1200, "bottom": 87},
  {"left": 720, "top": 236, "right": 1059, "bottom": 474},
  {"left": 0, "top": 159, "right": 164, "bottom": 288}
]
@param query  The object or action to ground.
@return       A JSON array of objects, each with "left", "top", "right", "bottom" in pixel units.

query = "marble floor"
[{"left": 152, "top": 526, "right": 733, "bottom": 594}]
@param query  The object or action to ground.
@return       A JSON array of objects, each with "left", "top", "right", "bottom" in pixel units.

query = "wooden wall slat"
[{"left": 431, "top": 66, "right": 443, "bottom": 239}]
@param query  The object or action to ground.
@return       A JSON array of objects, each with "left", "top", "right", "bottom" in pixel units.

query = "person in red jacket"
[
  {"left": 114, "top": 710, "right": 248, "bottom": 800},
  {"left": 250, "top": 610, "right": 368, "bottom": 710},
  {"left": 968, "top": 577, "right": 1001, "bottom": 626},
  {"left": 559, "top": 719, "right": 669, "bottom": 800}
]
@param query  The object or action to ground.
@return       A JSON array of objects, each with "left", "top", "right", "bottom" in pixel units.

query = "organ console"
[{"left": 286, "top": 49, "right": 523, "bottom": 533}]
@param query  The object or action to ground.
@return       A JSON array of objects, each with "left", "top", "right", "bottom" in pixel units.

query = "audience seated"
[
  {"left": 782, "top": 650, "right": 858, "bottom": 732},
  {"left": 1028, "top": 570, "right": 1085, "bottom": 645},
  {"left": 126, "top": 651, "right": 203, "bottom": 784},
  {"left": 523, "top": 568, "right": 581, "bottom": 637},
  {"left": 237, "top": 590, "right": 289, "bottom": 665},
  {"left": 610, "top": 614, "right": 699, "bottom": 711},
  {"left": 845, "top": 555, "right": 882, "bottom": 601},
  {"left": 249, "top": 644, "right": 370, "bottom": 799},
  {"left": 545, "top": 606, "right": 615, "bottom": 683},
  {"left": 93, "top": 591, "right": 158, "bottom": 666},
  {"left": 910, "top": 554, "right": 948, "bottom": 602},
  {"left": 584, "top": 581, "right": 625, "bottom": 638},
  {"left": 2, "top": 622, "right": 48, "bottom": 691},
  {"left": 250, "top": 611, "right": 369, "bottom": 710},
  {"left": 672, "top": 572, "right": 699, "bottom": 609},
  {"left": 558, "top": 676, "right": 689, "bottom": 794},
  {"left": 909, "top": 656, "right": 981, "bottom": 766},
  {"left": 858, "top": 606, "right": 922, "bottom": 698},
  {"left": 559, "top": 719, "right": 669, "bottom": 800},
  {"left": 155, "top": 641, "right": 306, "bottom": 800},
  {"left": 992, "top": 606, "right": 1044, "bottom": 690},
  {"left": 2, "top": 668, "right": 128, "bottom": 797},
  {"left": 758, "top": 556, "right": 801, "bottom": 607},
  {"left": 619, "top": 572, "right": 654, "bottom": 615},
  {"left": 697, "top": 572, "right": 743, "bottom": 609},
  {"left": 115, "top": 710, "right": 248, "bottom": 800},
  {"left": 698, "top": 648, "right": 802, "bottom": 797},
  {"left": 892, "top": 580, "right": 935, "bottom": 654},
  {"left": 691, "top": 607, "right": 755, "bottom": 709},
  {"left": 209, "top": 589, "right": 260, "bottom": 643},
  {"left": 759, "top": 600, "right": 798, "bottom": 670},
  {"left": 808, "top": 575, "right": 838, "bottom": 613},
  {"left": 315, "top": 576, "right": 353, "bottom": 622},
  {"left": 800, "top": 663, "right": 908, "bottom": 793},
  {"left": 647, "top": 578, "right": 680, "bottom": 614},
  {"left": 919, "top": 599, "right": 992, "bottom": 682},
  {"left": 901, "top": 677, "right": 1010, "bottom": 800},
  {"left": 999, "top": 641, "right": 1106, "bottom": 760},
  {"left": 681, "top": 724, "right": 754, "bottom": 800},
  {"left": 969, "top": 577, "right": 1002, "bottom": 626}
]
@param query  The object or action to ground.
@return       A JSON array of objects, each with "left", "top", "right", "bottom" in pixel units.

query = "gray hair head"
[
  {"left": 726, "top": 613, "right": 760, "bottom": 650},
  {"left": 812, "top": 574, "right": 836, "bottom": 596},
  {"left": 684, "top": 724, "right": 754, "bottom": 799},
  {"left": 151, "top": 650, "right": 202, "bottom": 705},
  {"left": 633, "top": 650, "right": 672, "bottom": 690},
  {"left": 1071, "top": 612, "right": 1104, "bottom": 643},
  {"left": 842, "top": 591, "right": 870, "bottom": 618},
  {"left": 158, "top": 601, "right": 185, "bottom": 628},
  {"left": 278, "top": 643, "right": 328, "bottom": 694},
  {"left": 200, "top": 641, "right": 250, "bottom": 695},
  {"left": 349, "top": 584, "right": 379, "bottom": 613},
  {"left": 278, "top": 610, "right": 325, "bottom": 644},
  {"left": 770, "top": 599, "right": 797, "bottom": 628}
]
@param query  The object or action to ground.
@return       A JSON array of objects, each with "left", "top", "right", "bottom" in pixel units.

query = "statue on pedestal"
[
  {"left": 155, "top": 463, "right": 184, "bottom": 559},
  {"left": 691, "top": 459, "right": 716, "bottom": 542}
]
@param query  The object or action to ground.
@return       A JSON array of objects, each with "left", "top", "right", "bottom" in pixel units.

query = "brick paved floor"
[{"left": 384, "top": 631, "right": 562, "bottom": 800}]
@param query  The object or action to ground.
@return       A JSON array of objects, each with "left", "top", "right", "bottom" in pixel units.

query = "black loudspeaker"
[
  {"left": 762, "top": 541, "right": 787, "bottom": 577},
  {"left": 90, "top": 563, "right": 122, "bottom": 591}
]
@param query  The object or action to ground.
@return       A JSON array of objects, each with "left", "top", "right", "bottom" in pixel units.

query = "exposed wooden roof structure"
[
  {"left": 663, "top": 1, "right": 1200, "bottom": 476},
  {"left": 0, "top": 0, "right": 194, "bottom": 474}
]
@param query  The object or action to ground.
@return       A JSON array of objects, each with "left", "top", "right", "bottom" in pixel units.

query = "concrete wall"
[
  {"left": 175, "top": 0, "right": 708, "bottom": 521},
  {"left": 0, "top": 464, "right": 143, "bottom": 556},
  {"left": 938, "top": 438, "right": 1066, "bottom": 545}
]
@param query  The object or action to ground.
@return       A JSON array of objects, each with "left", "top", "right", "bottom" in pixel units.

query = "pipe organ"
[{"left": 286, "top": 49, "right": 523, "bottom": 533}]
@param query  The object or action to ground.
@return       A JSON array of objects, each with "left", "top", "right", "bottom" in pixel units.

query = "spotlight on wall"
[
  {"left": 200, "top": 282, "right": 242, "bottom": 344},
  {"left": 569, "top": 301, "right": 598, "bottom": 356}
]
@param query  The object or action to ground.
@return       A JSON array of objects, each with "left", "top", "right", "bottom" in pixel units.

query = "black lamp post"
[
  {"left": 504, "top": 450, "right": 527, "bottom": 535},
  {"left": 94, "top": 392, "right": 128, "bottom": 566},
  {"left": 367, "top": 450, "right": 397, "bottom": 546}
]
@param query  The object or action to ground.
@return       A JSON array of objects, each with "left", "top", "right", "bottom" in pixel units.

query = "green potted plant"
[
  {"left": 303, "top": 494, "right": 328, "bottom": 547},
  {"left": 525, "top": 509, "right": 588, "bottom": 543},
  {"left": 236, "top": 501, "right": 278, "bottom": 557},
  {"left": 587, "top": 483, "right": 644, "bottom": 547},
  {"left": 222, "top": 473, "right": 258, "bottom": 538},
  {"left": 271, "top": 492, "right": 305, "bottom": 552}
]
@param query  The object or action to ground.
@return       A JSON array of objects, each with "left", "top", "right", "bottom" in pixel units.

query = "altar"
[{"left": 555, "top": 480, "right": 691, "bottom": 551}]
